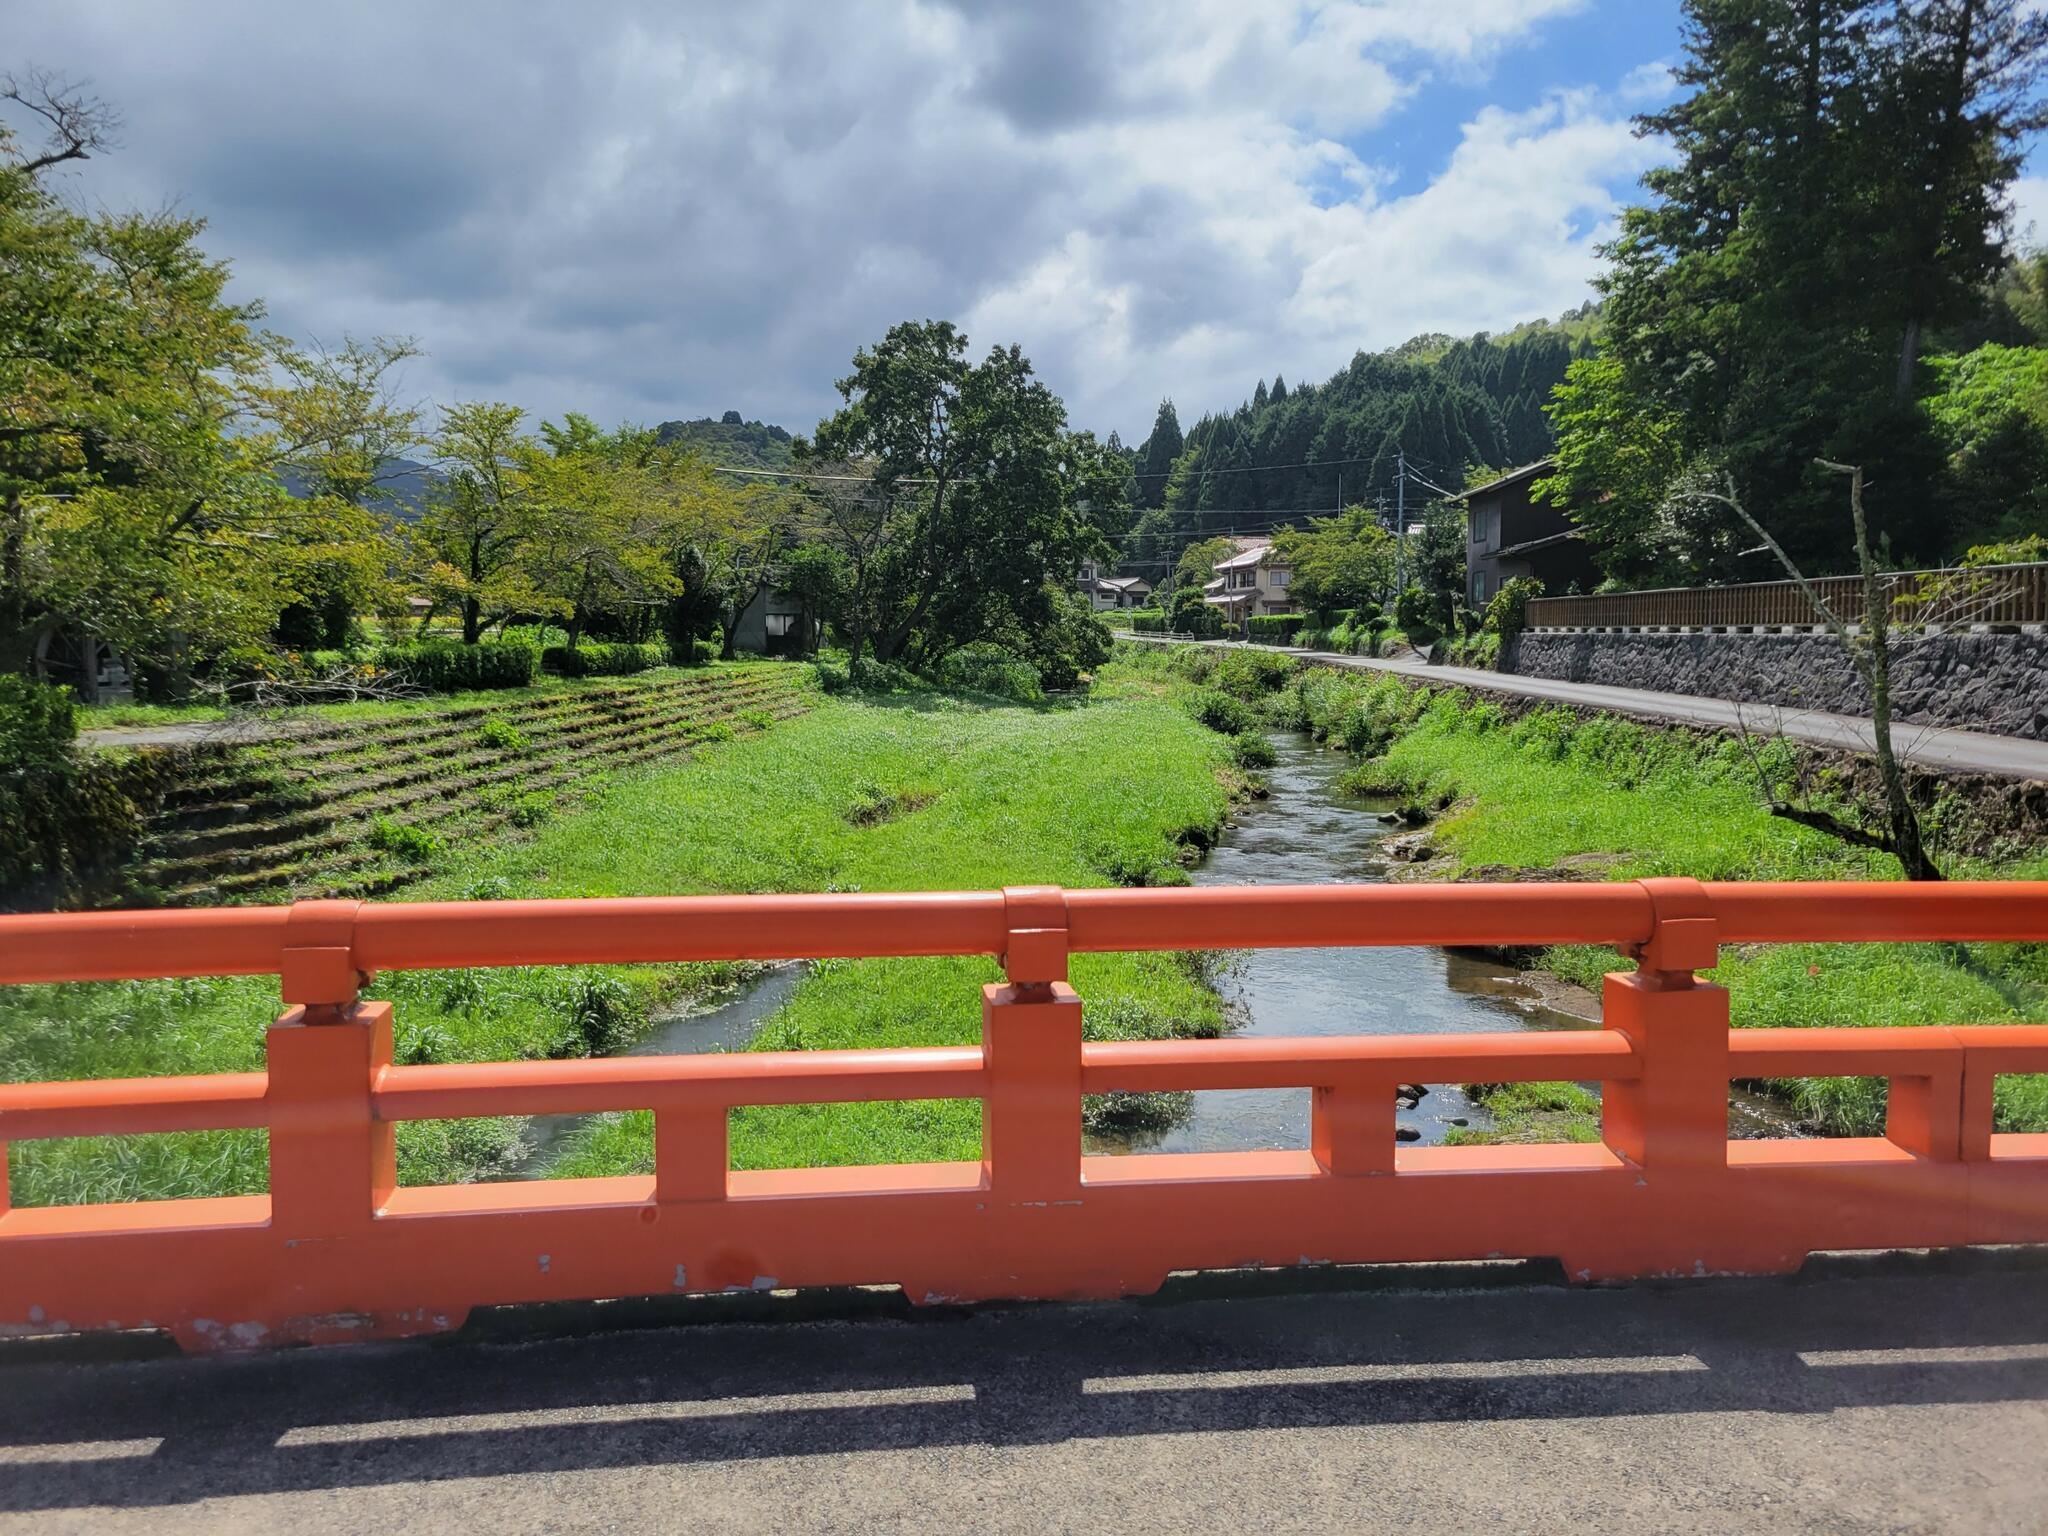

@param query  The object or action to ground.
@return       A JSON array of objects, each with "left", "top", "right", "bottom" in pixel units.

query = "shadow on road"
[{"left": 4, "top": 1253, "right": 2048, "bottom": 1515}]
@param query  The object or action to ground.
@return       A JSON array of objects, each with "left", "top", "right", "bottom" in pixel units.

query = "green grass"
[
  {"left": 1376, "top": 702, "right": 1896, "bottom": 882},
  {"left": 295, "top": 660, "right": 783, "bottom": 724},
  {"left": 6, "top": 682, "right": 1238, "bottom": 1203},
  {"left": 472, "top": 691, "right": 1238, "bottom": 1176},
  {"left": 72, "top": 661, "right": 786, "bottom": 733},
  {"left": 76, "top": 700, "right": 231, "bottom": 730},
  {"left": 1444, "top": 1082, "right": 1603, "bottom": 1146},
  {"left": 1354, "top": 683, "right": 2048, "bottom": 1136}
]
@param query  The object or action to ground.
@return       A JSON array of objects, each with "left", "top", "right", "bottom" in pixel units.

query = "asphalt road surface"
[
  {"left": 5, "top": 1256, "right": 2048, "bottom": 1533},
  {"left": 1133, "top": 636, "right": 2048, "bottom": 781}
]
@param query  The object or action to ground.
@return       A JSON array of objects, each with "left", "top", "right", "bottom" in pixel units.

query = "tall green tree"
[
  {"left": 1, "top": 86, "right": 410, "bottom": 689},
  {"left": 1135, "top": 399, "right": 1183, "bottom": 509},
  {"left": 416, "top": 403, "right": 548, "bottom": 644},
  {"left": 807, "top": 320, "right": 1121, "bottom": 669},
  {"left": 1878, "top": 0, "right": 2048, "bottom": 403},
  {"left": 1567, "top": 0, "right": 2045, "bottom": 577},
  {"left": 517, "top": 414, "right": 695, "bottom": 648},
  {"left": 1272, "top": 508, "right": 1397, "bottom": 617}
]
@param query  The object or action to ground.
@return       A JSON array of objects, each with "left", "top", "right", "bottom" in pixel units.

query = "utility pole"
[{"left": 1394, "top": 449, "right": 1407, "bottom": 595}]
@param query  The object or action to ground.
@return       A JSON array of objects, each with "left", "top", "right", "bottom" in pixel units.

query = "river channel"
[
  {"left": 519, "top": 726, "right": 1787, "bottom": 1173},
  {"left": 1085, "top": 729, "right": 1589, "bottom": 1152}
]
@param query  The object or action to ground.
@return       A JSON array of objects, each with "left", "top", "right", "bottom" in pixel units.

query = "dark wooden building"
[{"left": 1460, "top": 458, "right": 1600, "bottom": 609}]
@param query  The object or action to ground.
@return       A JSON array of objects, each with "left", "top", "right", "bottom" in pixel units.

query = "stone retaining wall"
[{"left": 1506, "top": 629, "right": 2048, "bottom": 741}]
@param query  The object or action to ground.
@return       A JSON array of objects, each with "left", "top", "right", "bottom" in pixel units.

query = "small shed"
[{"left": 731, "top": 587, "right": 818, "bottom": 657}]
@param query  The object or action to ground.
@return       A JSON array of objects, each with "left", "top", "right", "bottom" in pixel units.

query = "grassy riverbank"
[
  {"left": 476, "top": 686, "right": 1239, "bottom": 1175},
  {"left": 4, "top": 679, "right": 1238, "bottom": 1204},
  {"left": 1117, "top": 641, "right": 2048, "bottom": 1143}
]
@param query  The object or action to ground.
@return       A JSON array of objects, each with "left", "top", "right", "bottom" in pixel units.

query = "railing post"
[
  {"left": 984, "top": 887, "right": 1082, "bottom": 1207},
  {"left": 1312, "top": 1076, "right": 1395, "bottom": 1176},
  {"left": 1884, "top": 1041, "right": 1963, "bottom": 1161},
  {"left": 1602, "top": 879, "right": 1728, "bottom": 1187},
  {"left": 1960, "top": 1052, "right": 1997, "bottom": 1165},
  {"left": 267, "top": 900, "right": 393, "bottom": 1237},
  {"left": 656, "top": 1105, "right": 727, "bottom": 1203}
]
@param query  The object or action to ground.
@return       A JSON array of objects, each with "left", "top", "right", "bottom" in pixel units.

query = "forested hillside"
[
  {"left": 654, "top": 411, "right": 795, "bottom": 470},
  {"left": 1119, "top": 310, "right": 1597, "bottom": 570}
]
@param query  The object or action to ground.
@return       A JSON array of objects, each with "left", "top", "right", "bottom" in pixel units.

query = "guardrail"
[
  {"left": 1526, "top": 561, "right": 2048, "bottom": 631},
  {"left": 2, "top": 881, "right": 2046, "bottom": 1350}
]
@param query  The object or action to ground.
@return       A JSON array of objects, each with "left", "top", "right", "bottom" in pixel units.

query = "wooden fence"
[{"left": 1526, "top": 562, "right": 2048, "bottom": 631}]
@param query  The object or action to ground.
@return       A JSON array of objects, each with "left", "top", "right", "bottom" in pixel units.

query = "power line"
[
  {"left": 712, "top": 449, "right": 1474, "bottom": 490},
  {"left": 707, "top": 464, "right": 933, "bottom": 485}
]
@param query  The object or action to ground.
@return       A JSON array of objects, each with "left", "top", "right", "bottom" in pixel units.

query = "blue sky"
[
  {"left": 1368, "top": 0, "right": 1685, "bottom": 199},
  {"left": 8, "top": 1, "right": 2041, "bottom": 442}
]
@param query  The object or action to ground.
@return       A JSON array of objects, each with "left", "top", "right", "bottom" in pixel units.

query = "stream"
[
  {"left": 1086, "top": 729, "right": 1587, "bottom": 1153},
  {"left": 518, "top": 727, "right": 1793, "bottom": 1174}
]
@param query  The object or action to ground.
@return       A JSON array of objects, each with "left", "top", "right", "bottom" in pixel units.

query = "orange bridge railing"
[{"left": 2, "top": 880, "right": 2046, "bottom": 1350}]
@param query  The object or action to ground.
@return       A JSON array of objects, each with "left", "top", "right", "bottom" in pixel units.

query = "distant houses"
[
  {"left": 1459, "top": 459, "right": 1598, "bottom": 607},
  {"left": 1076, "top": 560, "right": 1153, "bottom": 611},
  {"left": 1202, "top": 537, "right": 1294, "bottom": 625}
]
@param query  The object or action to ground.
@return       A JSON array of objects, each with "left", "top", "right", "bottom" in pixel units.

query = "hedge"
[
  {"left": 375, "top": 639, "right": 539, "bottom": 692},
  {"left": 1129, "top": 609, "right": 1167, "bottom": 633},
  {"left": 1246, "top": 613, "right": 1306, "bottom": 643},
  {"left": 0, "top": 675, "right": 176, "bottom": 896},
  {"left": 936, "top": 642, "right": 1044, "bottom": 702},
  {"left": 543, "top": 641, "right": 662, "bottom": 677}
]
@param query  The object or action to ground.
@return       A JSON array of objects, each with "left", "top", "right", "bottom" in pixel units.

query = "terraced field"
[{"left": 131, "top": 665, "right": 814, "bottom": 904}]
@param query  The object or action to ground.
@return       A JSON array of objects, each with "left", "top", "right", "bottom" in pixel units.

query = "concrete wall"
[{"left": 1506, "top": 629, "right": 2048, "bottom": 741}]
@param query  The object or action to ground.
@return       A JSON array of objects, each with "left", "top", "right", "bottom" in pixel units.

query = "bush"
[
  {"left": 1246, "top": 613, "right": 1305, "bottom": 643},
  {"left": 1184, "top": 687, "right": 1255, "bottom": 735},
  {"left": 1482, "top": 576, "right": 1545, "bottom": 645},
  {"left": 542, "top": 641, "right": 661, "bottom": 677},
  {"left": 937, "top": 642, "right": 1044, "bottom": 701},
  {"left": 816, "top": 655, "right": 924, "bottom": 695},
  {"left": 1168, "top": 589, "right": 1223, "bottom": 636},
  {"left": 368, "top": 816, "right": 442, "bottom": 862},
  {"left": 549, "top": 972, "right": 645, "bottom": 1059},
  {"left": 1394, "top": 587, "right": 1441, "bottom": 647},
  {"left": 1129, "top": 609, "right": 1167, "bottom": 633},
  {"left": 500, "top": 623, "right": 570, "bottom": 653},
  {"left": 0, "top": 673, "right": 75, "bottom": 772},
  {"left": 477, "top": 717, "right": 528, "bottom": 751},
  {"left": 376, "top": 639, "right": 538, "bottom": 692},
  {"left": 508, "top": 790, "right": 554, "bottom": 828},
  {"left": 1230, "top": 729, "right": 1277, "bottom": 769},
  {"left": 0, "top": 675, "right": 177, "bottom": 895},
  {"left": 1213, "top": 649, "right": 1296, "bottom": 698}
]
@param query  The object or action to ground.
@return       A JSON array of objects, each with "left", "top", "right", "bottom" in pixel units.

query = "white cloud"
[
  {"left": 969, "top": 85, "right": 1660, "bottom": 433},
  {"left": 1619, "top": 59, "right": 1676, "bottom": 101},
  {"left": 9, "top": 0, "right": 1652, "bottom": 440},
  {"left": 2010, "top": 176, "right": 2048, "bottom": 249}
]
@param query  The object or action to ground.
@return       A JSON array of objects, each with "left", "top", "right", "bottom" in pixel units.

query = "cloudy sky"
[{"left": 11, "top": 1, "right": 2046, "bottom": 444}]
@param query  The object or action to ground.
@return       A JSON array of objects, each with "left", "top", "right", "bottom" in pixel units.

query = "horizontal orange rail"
[
  {"left": 1, "top": 877, "right": 2045, "bottom": 1351},
  {"left": 8, "top": 881, "right": 2046, "bottom": 987}
]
